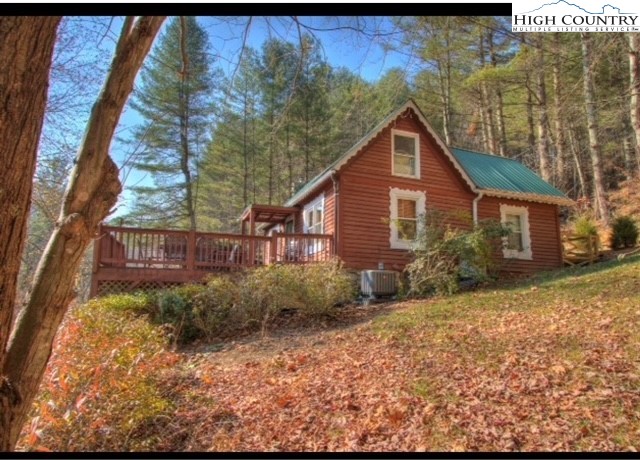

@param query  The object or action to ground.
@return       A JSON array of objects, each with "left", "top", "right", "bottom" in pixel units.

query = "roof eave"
[
  {"left": 284, "top": 171, "right": 333, "bottom": 207},
  {"left": 481, "top": 188, "right": 575, "bottom": 206}
]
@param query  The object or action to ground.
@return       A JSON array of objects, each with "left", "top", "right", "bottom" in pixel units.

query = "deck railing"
[{"left": 94, "top": 225, "right": 334, "bottom": 272}]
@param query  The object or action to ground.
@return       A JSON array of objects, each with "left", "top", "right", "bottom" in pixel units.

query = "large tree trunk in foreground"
[
  {"left": 0, "top": 16, "right": 61, "bottom": 445},
  {"left": 580, "top": 32, "right": 610, "bottom": 224},
  {"left": 0, "top": 16, "right": 165, "bottom": 451}
]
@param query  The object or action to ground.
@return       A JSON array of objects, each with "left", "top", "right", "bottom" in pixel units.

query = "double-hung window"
[
  {"left": 392, "top": 129, "right": 420, "bottom": 179},
  {"left": 303, "top": 196, "right": 324, "bottom": 254},
  {"left": 389, "top": 188, "right": 426, "bottom": 250},
  {"left": 397, "top": 199, "right": 418, "bottom": 241},
  {"left": 500, "top": 204, "right": 532, "bottom": 260}
]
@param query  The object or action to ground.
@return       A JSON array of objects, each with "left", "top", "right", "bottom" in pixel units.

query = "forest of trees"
[{"left": 114, "top": 17, "right": 640, "bottom": 233}]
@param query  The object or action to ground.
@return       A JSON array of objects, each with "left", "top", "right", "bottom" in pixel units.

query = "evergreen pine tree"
[{"left": 124, "top": 17, "right": 218, "bottom": 229}]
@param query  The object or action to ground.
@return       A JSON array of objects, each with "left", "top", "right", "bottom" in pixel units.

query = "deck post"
[
  {"left": 270, "top": 232, "right": 278, "bottom": 265},
  {"left": 186, "top": 230, "right": 196, "bottom": 271},
  {"left": 248, "top": 210, "right": 255, "bottom": 265},
  {"left": 92, "top": 224, "right": 102, "bottom": 274},
  {"left": 90, "top": 224, "right": 103, "bottom": 298}
]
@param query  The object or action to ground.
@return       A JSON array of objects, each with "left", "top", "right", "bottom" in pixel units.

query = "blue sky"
[{"left": 111, "top": 16, "right": 414, "bottom": 217}]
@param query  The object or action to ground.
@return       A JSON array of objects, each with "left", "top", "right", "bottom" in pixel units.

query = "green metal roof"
[{"left": 451, "top": 148, "right": 568, "bottom": 198}]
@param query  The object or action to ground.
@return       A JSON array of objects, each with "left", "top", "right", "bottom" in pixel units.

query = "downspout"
[
  {"left": 331, "top": 169, "right": 339, "bottom": 257},
  {"left": 472, "top": 191, "right": 485, "bottom": 225}
]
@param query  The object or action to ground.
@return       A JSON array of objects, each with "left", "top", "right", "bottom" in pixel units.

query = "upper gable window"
[{"left": 392, "top": 129, "right": 420, "bottom": 179}]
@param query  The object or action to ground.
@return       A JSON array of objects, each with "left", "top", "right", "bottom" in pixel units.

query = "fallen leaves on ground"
[
  {"left": 150, "top": 257, "right": 640, "bottom": 452},
  {"left": 28, "top": 257, "right": 640, "bottom": 452}
]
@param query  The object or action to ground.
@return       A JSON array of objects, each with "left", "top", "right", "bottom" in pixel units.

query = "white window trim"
[
  {"left": 303, "top": 195, "right": 325, "bottom": 255},
  {"left": 500, "top": 203, "right": 533, "bottom": 260},
  {"left": 391, "top": 129, "right": 421, "bottom": 179},
  {"left": 303, "top": 195, "right": 324, "bottom": 234},
  {"left": 389, "top": 187, "right": 426, "bottom": 250}
]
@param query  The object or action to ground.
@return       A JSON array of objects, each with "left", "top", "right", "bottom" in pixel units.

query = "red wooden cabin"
[{"left": 91, "top": 100, "right": 573, "bottom": 297}]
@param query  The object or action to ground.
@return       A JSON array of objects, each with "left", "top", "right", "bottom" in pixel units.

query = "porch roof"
[{"left": 240, "top": 204, "right": 297, "bottom": 224}]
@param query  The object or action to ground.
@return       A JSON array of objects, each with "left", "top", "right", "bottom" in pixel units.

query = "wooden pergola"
[{"left": 240, "top": 204, "right": 298, "bottom": 235}]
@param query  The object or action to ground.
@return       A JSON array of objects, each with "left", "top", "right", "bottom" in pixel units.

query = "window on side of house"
[
  {"left": 284, "top": 218, "right": 295, "bottom": 234},
  {"left": 304, "top": 197, "right": 324, "bottom": 234},
  {"left": 397, "top": 199, "right": 418, "bottom": 241},
  {"left": 500, "top": 204, "right": 532, "bottom": 260},
  {"left": 391, "top": 129, "right": 420, "bottom": 179},
  {"left": 389, "top": 188, "right": 426, "bottom": 250},
  {"left": 303, "top": 196, "right": 324, "bottom": 254}
]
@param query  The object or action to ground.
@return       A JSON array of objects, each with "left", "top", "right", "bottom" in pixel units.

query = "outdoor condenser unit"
[{"left": 360, "top": 270, "right": 397, "bottom": 299}]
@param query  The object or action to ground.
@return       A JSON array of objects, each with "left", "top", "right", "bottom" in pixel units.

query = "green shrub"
[
  {"left": 573, "top": 214, "right": 599, "bottom": 238},
  {"left": 20, "top": 297, "right": 178, "bottom": 451},
  {"left": 191, "top": 276, "right": 240, "bottom": 339},
  {"left": 155, "top": 290, "right": 198, "bottom": 343},
  {"left": 404, "top": 210, "right": 505, "bottom": 297},
  {"left": 610, "top": 215, "right": 639, "bottom": 249},
  {"left": 145, "top": 261, "right": 356, "bottom": 342},
  {"left": 240, "top": 264, "right": 303, "bottom": 331},
  {"left": 296, "top": 261, "right": 356, "bottom": 319},
  {"left": 240, "top": 260, "right": 355, "bottom": 324},
  {"left": 97, "top": 292, "right": 152, "bottom": 315},
  {"left": 568, "top": 213, "right": 601, "bottom": 254}
]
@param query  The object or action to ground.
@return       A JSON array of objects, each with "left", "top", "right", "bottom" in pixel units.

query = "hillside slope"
[{"left": 159, "top": 256, "right": 640, "bottom": 451}]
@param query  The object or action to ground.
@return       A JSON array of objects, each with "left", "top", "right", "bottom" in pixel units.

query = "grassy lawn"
[{"left": 154, "top": 255, "right": 640, "bottom": 451}]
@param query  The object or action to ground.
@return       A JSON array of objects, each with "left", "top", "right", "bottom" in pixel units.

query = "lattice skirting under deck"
[{"left": 95, "top": 280, "right": 186, "bottom": 297}]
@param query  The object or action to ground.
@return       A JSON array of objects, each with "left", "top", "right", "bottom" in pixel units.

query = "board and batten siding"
[
  {"left": 477, "top": 195, "right": 563, "bottom": 275},
  {"left": 337, "top": 112, "right": 476, "bottom": 271}
]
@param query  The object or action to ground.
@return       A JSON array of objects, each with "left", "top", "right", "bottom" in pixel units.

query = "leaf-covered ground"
[{"left": 124, "top": 257, "right": 640, "bottom": 451}]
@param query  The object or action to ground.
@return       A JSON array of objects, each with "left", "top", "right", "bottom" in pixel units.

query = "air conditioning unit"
[{"left": 361, "top": 270, "right": 397, "bottom": 301}]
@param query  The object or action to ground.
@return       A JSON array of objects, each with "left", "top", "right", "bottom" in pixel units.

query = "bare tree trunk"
[
  {"left": 622, "top": 121, "right": 635, "bottom": 176},
  {"left": 552, "top": 33, "right": 568, "bottom": 190},
  {"left": 268, "top": 91, "right": 274, "bottom": 205},
  {"left": 444, "top": 19, "right": 455, "bottom": 146},
  {"left": 242, "top": 87, "right": 249, "bottom": 207},
  {"left": 488, "top": 30, "right": 507, "bottom": 156},
  {"left": 629, "top": 33, "right": 640, "bottom": 175},
  {"left": 437, "top": 64, "right": 453, "bottom": 146},
  {"left": 251, "top": 112, "right": 257, "bottom": 204},
  {"left": 435, "top": 23, "right": 455, "bottom": 147},
  {"left": 287, "top": 123, "right": 293, "bottom": 195},
  {"left": 0, "top": 16, "right": 164, "bottom": 450},
  {"left": 535, "top": 36, "right": 552, "bottom": 183},
  {"left": 580, "top": 32, "right": 610, "bottom": 223},
  {"left": 178, "top": 17, "right": 196, "bottom": 231},
  {"left": 526, "top": 85, "right": 537, "bottom": 160},
  {"left": 568, "top": 126, "right": 587, "bottom": 199},
  {"left": 0, "top": 18, "right": 61, "bottom": 444},
  {"left": 305, "top": 100, "right": 310, "bottom": 181},
  {"left": 478, "top": 28, "right": 496, "bottom": 154}
]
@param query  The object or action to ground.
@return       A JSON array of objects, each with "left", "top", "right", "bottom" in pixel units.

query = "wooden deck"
[{"left": 90, "top": 225, "right": 334, "bottom": 297}]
